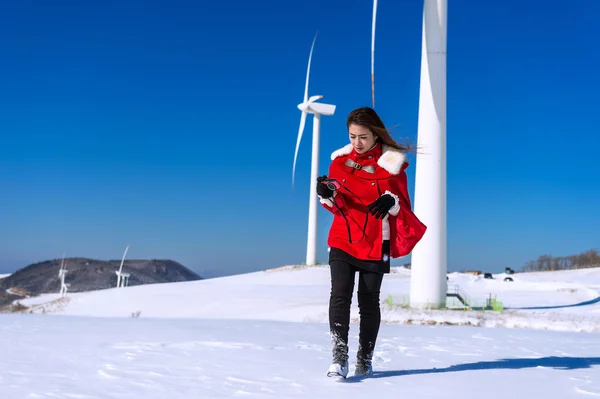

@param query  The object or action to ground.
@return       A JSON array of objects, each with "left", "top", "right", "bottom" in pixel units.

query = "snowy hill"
[
  {"left": 15, "top": 265, "right": 600, "bottom": 332},
  {"left": 0, "top": 257, "right": 201, "bottom": 307},
  {"left": 2, "top": 266, "right": 600, "bottom": 398}
]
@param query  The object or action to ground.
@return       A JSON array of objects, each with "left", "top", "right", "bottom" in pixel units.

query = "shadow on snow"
[{"left": 344, "top": 356, "right": 600, "bottom": 382}]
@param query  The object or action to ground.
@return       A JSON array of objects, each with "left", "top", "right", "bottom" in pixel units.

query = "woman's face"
[{"left": 348, "top": 124, "right": 377, "bottom": 154}]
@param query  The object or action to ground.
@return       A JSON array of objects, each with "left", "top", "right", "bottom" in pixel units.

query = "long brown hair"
[{"left": 346, "top": 106, "right": 411, "bottom": 152}]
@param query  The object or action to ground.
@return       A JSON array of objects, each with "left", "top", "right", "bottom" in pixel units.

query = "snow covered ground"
[{"left": 2, "top": 266, "right": 600, "bottom": 398}]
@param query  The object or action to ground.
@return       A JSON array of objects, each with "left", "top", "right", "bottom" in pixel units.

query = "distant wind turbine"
[
  {"left": 371, "top": 0, "right": 378, "bottom": 108},
  {"left": 58, "top": 253, "right": 70, "bottom": 298},
  {"left": 291, "top": 32, "right": 336, "bottom": 266},
  {"left": 115, "top": 245, "right": 131, "bottom": 288}
]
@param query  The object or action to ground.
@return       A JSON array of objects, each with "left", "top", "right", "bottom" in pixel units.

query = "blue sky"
[{"left": 0, "top": 0, "right": 598, "bottom": 277}]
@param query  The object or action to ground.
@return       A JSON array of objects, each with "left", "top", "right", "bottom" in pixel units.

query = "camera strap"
[{"left": 329, "top": 185, "right": 370, "bottom": 245}]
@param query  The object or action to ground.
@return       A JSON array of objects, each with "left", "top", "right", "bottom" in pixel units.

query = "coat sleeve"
[
  {"left": 319, "top": 191, "right": 347, "bottom": 214},
  {"left": 387, "top": 170, "right": 427, "bottom": 257},
  {"left": 319, "top": 163, "right": 347, "bottom": 214}
]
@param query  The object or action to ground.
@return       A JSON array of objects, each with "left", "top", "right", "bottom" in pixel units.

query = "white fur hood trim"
[{"left": 330, "top": 143, "right": 406, "bottom": 175}]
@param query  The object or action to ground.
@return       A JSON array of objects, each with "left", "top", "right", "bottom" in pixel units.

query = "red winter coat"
[{"left": 320, "top": 143, "right": 427, "bottom": 261}]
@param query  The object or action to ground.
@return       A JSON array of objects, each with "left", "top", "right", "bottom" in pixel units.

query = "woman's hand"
[
  {"left": 367, "top": 194, "right": 396, "bottom": 219},
  {"left": 317, "top": 176, "right": 335, "bottom": 198}
]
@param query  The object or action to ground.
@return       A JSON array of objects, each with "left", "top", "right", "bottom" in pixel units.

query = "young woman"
[{"left": 317, "top": 106, "right": 427, "bottom": 378}]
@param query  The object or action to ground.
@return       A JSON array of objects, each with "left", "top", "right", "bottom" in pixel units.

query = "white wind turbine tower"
[
  {"left": 409, "top": 0, "right": 448, "bottom": 309},
  {"left": 58, "top": 254, "right": 70, "bottom": 298},
  {"left": 292, "top": 32, "right": 336, "bottom": 266},
  {"left": 115, "top": 244, "right": 131, "bottom": 288}
]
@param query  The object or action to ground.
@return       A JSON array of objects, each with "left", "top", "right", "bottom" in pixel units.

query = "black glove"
[
  {"left": 367, "top": 194, "right": 395, "bottom": 219},
  {"left": 316, "top": 175, "right": 335, "bottom": 198}
]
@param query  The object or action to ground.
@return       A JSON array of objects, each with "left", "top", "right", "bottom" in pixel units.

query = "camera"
[{"left": 321, "top": 178, "right": 342, "bottom": 191}]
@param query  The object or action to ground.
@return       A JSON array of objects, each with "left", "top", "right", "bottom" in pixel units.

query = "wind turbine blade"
[
  {"left": 292, "top": 111, "right": 308, "bottom": 189},
  {"left": 118, "top": 244, "right": 130, "bottom": 274},
  {"left": 308, "top": 95, "right": 322, "bottom": 103},
  {"left": 371, "top": 0, "right": 378, "bottom": 108},
  {"left": 304, "top": 32, "right": 318, "bottom": 103}
]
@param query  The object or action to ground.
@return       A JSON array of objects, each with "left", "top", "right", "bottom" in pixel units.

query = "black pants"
[{"left": 329, "top": 260, "right": 384, "bottom": 355}]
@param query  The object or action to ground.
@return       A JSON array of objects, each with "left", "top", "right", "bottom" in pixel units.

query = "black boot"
[
  {"left": 327, "top": 330, "right": 349, "bottom": 378},
  {"left": 355, "top": 342, "right": 374, "bottom": 376}
]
